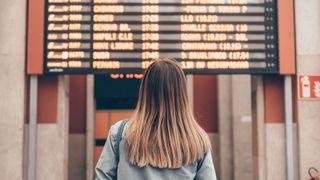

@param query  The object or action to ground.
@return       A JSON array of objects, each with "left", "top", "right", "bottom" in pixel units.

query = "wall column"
[
  {"left": 231, "top": 75, "right": 253, "bottom": 180},
  {"left": 251, "top": 76, "right": 266, "bottom": 180},
  {"left": 36, "top": 76, "right": 69, "bottom": 180},
  {"left": 218, "top": 75, "right": 253, "bottom": 180},
  {"left": 0, "top": 0, "right": 27, "bottom": 179},
  {"left": 218, "top": 75, "right": 233, "bottom": 180},
  {"left": 86, "top": 75, "right": 95, "bottom": 180}
]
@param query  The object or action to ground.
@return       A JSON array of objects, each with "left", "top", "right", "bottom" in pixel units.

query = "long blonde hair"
[{"left": 125, "top": 59, "right": 210, "bottom": 168}]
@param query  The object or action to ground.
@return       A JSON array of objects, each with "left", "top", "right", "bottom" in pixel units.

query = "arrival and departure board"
[{"left": 44, "top": 0, "right": 278, "bottom": 74}]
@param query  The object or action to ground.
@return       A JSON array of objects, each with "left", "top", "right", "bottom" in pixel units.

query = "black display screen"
[
  {"left": 94, "top": 75, "right": 141, "bottom": 109},
  {"left": 44, "top": 0, "right": 278, "bottom": 74}
]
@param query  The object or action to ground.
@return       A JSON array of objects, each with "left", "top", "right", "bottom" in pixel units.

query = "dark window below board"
[{"left": 96, "top": 97, "right": 137, "bottom": 110}]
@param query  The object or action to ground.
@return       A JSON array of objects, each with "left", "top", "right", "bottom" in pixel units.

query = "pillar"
[
  {"left": 231, "top": 75, "right": 253, "bottom": 180},
  {"left": 218, "top": 75, "right": 233, "bottom": 180},
  {"left": 0, "top": 0, "right": 27, "bottom": 179},
  {"left": 36, "top": 76, "right": 69, "bottom": 180},
  {"left": 218, "top": 75, "right": 253, "bottom": 180},
  {"left": 251, "top": 76, "right": 266, "bottom": 180},
  {"left": 86, "top": 75, "right": 95, "bottom": 180}
]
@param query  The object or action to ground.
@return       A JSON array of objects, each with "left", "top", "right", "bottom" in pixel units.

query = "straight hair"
[{"left": 125, "top": 59, "right": 211, "bottom": 168}]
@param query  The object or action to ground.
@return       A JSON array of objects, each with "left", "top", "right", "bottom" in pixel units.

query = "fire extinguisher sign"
[{"left": 298, "top": 75, "right": 320, "bottom": 100}]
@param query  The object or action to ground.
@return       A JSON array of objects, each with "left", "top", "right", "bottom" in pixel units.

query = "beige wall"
[
  {"left": 295, "top": 0, "right": 320, "bottom": 179},
  {"left": 0, "top": 0, "right": 27, "bottom": 179}
]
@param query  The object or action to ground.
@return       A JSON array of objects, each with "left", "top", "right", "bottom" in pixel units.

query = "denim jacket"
[{"left": 95, "top": 120, "right": 217, "bottom": 180}]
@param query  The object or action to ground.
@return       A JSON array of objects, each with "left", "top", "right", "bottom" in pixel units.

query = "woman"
[{"left": 95, "top": 59, "right": 217, "bottom": 180}]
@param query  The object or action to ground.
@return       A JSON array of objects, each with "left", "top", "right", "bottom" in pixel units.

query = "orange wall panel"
[
  {"left": 264, "top": 76, "right": 285, "bottom": 123},
  {"left": 96, "top": 111, "right": 110, "bottom": 139},
  {"left": 69, "top": 75, "right": 87, "bottom": 134},
  {"left": 38, "top": 76, "right": 58, "bottom": 123},
  {"left": 110, "top": 111, "right": 133, "bottom": 126},
  {"left": 193, "top": 75, "right": 218, "bottom": 133},
  {"left": 278, "top": 0, "right": 296, "bottom": 75},
  {"left": 27, "top": 0, "right": 44, "bottom": 74},
  {"left": 95, "top": 110, "right": 134, "bottom": 166}
]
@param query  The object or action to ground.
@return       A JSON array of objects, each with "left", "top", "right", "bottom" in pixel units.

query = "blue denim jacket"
[{"left": 95, "top": 120, "right": 217, "bottom": 180}]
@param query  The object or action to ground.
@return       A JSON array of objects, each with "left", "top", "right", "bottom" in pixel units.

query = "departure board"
[{"left": 44, "top": 0, "right": 278, "bottom": 74}]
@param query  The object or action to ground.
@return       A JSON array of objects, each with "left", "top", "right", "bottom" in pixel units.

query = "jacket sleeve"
[
  {"left": 95, "top": 124, "right": 118, "bottom": 180},
  {"left": 194, "top": 150, "right": 217, "bottom": 180}
]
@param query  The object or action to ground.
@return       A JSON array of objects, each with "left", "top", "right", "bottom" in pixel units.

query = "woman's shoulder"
[{"left": 108, "top": 119, "right": 129, "bottom": 138}]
